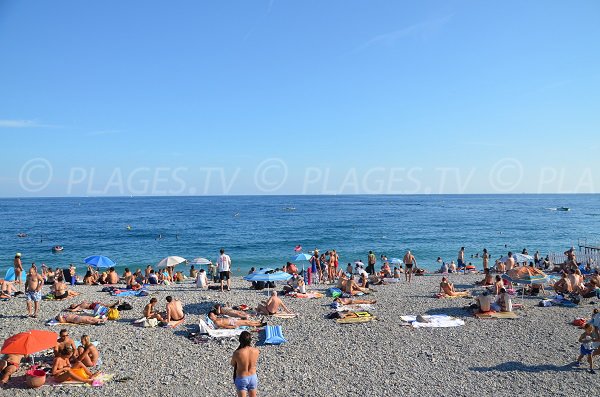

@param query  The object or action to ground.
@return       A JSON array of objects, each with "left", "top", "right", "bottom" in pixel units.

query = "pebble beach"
[{"left": 1, "top": 273, "right": 597, "bottom": 396}]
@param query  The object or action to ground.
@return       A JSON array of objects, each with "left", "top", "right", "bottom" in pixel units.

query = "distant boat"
[
  {"left": 556, "top": 207, "right": 570, "bottom": 211},
  {"left": 17, "top": 233, "right": 28, "bottom": 238}
]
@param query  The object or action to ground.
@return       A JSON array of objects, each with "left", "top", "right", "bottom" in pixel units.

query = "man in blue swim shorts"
[
  {"left": 25, "top": 265, "right": 44, "bottom": 318},
  {"left": 231, "top": 331, "right": 259, "bottom": 396}
]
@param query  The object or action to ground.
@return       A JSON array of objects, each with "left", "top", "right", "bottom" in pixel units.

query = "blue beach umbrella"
[
  {"left": 84, "top": 255, "right": 116, "bottom": 269},
  {"left": 244, "top": 271, "right": 292, "bottom": 282},
  {"left": 290, "top": 253, "right": 312, "bottom": 262}
]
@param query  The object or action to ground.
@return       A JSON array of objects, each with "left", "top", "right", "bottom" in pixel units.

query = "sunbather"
[
  {"left": 54, "top": 329, "right": 77, "bottom": 356},
  {"left": 165, "top": 296, "right": 185, "bottom": 322},
  {"left": 475, "top": 291, "right": 494, "bottom": 312},
  {"left": 56, "top": 313, "right": 107, "bottom": 325},
  {"left": 214, "top": 304, "right": 250, "bottom": 320},
  {"left": 67, "top": 300, "right": 120, "bottom": 312},
  {"left": 74, "top": 335, "right": 99, "bottom": 367},
  {"left": 476, "top": 269, "right": 494, "bottom": 286},
  {"left": 208, "top": 311, "right": 264, "bottom": 329},
  {"left": 256, "top": 291, "right": 293, "bottom": 315},
  {"left": 52, "top": 347, "right": 97, "bottom": 385},
  {"left": 0, "top": 354, "right": 24, "bottom": 386},
  {"left": 143, "top": 298, "right": 164, "bottom": 322},
  {"left": 439, "top": 277, "right": 470, "bottom": 297},
  {"left": 343, "top": 277, "right": 369, "bottom": 295},
  {"left": 334, "top": 297, "right": 376, "bottom": 305},
  {"left": 494, "top": 288, "right": 513, "bottom": 312},
  {"left": 1, "top": 279, "right": 16, "bottom": 298},
  {"left": 52, "top": 276, "right": 79, "bottom": 299},
  {"left": 554, "top": 272, "right": 573, "bottom": 295}
]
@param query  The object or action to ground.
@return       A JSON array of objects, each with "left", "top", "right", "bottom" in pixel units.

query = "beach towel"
[
  {"left": 288, "top": 292, "right": 324, "bottom": 299},
  {"left": 198, "top": 318, "right": 245, "bottom": 338},
  {"left": 43, "top": 373, "right": 114, "bottom": 387},
  {"left": 263, "top": 325, "right": 287, "bottom": 345},
  {"left": 133, "top": 317, "right": 159, "bottom": 328},
  {"left": 336, "top": 314, "right": 376, "bottom": 324},
  {"left": 271, "top": 312, "right": 298, "bottom": 319},
  {"left": 46, "top": 319, "right": 79, "bottom": 326},
  {"left": 334, "top": 304, "right": 374, "bottom": 312},
  {"left": 165, "top": 318, "right": 185, "bottom": 328},
  {"left": 474, "top": 311, "right": 519, "bottom": 319},
  {"left": 110, "top": 289, "right": 148, "bottom": 297},
  {"left": 326, "top": 288, "right": 342, "bottom": 298},
  {"left": 435, "top": 293, "right": 470, "bottom": 299},
  {"left": 400, "top": 315, "right": 465, "bottom": 328}
]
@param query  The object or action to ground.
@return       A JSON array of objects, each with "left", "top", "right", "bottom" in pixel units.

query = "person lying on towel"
[
  {"left": 56, "top": 313, "right": 107, "bottom": 325},
  {"left": 208, "top": 311, "right": 265, "bottom": 329}
]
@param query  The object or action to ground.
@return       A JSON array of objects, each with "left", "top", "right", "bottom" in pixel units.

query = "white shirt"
[{"left": 217, "top": 254, "right": 231, "bottom": 272}]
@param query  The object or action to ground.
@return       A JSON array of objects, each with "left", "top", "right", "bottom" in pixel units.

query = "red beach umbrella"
[{"left": 1, "top": 330, "right": 58, "bottom": 355}]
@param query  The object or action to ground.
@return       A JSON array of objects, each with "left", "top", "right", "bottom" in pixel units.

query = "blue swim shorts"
[{"left": 234, "top": 374, "right": 258, "bottom": 392}]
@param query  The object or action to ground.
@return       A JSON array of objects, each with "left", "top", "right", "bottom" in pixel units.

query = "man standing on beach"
[
  {"left": 505, "top": 252, "right": 515, "bottom": 271},
  {"left": 457, "top": 247, "right": 465, "bottom": 268},
  {"left": 25, "top": 264, "right": 44, "bottom": 318},
  {"left": 231, "top": 331, "right": 259, "bottom": 397},
  {"left": 217, "top": 249, "right": 232, "bottom": 292},
  {"left": 403, "top": 250, "right": 416, "bottom": 283},
  {"left": 367, "top": 251, "right": 376, "bottom": 275}
]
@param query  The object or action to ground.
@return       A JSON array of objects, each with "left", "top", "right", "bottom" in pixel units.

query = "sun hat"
[{"left": 16, "top": 252, "right": 21, "bottom": 257}]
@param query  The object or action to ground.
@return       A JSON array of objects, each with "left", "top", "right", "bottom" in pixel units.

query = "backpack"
[
  {"left": 117, "top": 302, "right": 133, "bottom": 311},
  {"left": 326, "top": 287, "right": 342, "bottom": 298},
  {"left": 107, "top": 308, "right": 120, "bottom": 320}
]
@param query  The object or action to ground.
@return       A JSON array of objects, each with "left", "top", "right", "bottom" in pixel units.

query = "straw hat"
[{"left": 15, "top": 252, "right": 21, "bottom": 257}]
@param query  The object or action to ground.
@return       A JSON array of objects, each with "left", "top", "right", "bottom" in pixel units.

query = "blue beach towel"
[{"left": 264, "top": 325, "right": 287, "bottom": 345}]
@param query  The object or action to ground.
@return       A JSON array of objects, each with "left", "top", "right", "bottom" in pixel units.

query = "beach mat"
[
  {"left": 400, "top": 315, "right": 465, "bottom": 328},
  {"left": 474, "top": 311, "right": 519, "bottom": 319},
  {"left": 336, "top": 316, "right": 375, "bottom": 324},
  {"left": 271, "top": 313, "right": 298, "bottom": 319},
  {"left": 43, "top": 373, "right": 114, "bottom": 387}
]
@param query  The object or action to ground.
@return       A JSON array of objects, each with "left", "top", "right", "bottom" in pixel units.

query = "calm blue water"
[{"left": 1, "top": 195, "right": 599, "bottom": 276}]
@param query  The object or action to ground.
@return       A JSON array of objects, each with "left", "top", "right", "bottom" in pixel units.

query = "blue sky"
[{"left": 1, "top": 0, "right": 599, "bottom": 196}]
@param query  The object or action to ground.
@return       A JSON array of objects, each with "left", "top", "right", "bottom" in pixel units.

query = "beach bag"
[
  {"left": 573, "top": 318, "right": 586, "bottom": 327},
  {"left": 326, "top": 287, "right": 342, "bottom": 298},
  {"left": 117, "top": 302, "right": 133, "bottom": 311},
  {"left": 25, "top": 366, "right": 46, "bottom": 388},
  {"left": 107, "top": 308, "right": 120, "bottom": 320}
]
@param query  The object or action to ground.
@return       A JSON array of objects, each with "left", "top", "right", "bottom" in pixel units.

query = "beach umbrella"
[
  {"left": 157, "top": 256, "right": 187, "bottom": 268},
  {"left": 390, "top": 258, "right": 403, "bottom": 265},
  {"left": 291, "top": 253, "right": 312, "bottom": 262},
  {"left": 2, "top": 330, "right": 58, "bottom": 363},
  {"left": 189, "top": 257, "right": 212, "bottom": 266},
  {"left": 84, "top": 255, "right": 116, "bottom": 269},
  {"left": 244, "top": 270, "right": 292, "bottom": 294},
  {"left": 502, "top": 267, "right": 550, "bottom": 301}
]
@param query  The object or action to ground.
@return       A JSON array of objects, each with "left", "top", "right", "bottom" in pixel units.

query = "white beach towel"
[
  {"left": 335, "top": 304, "right": 374, "bottom": 312},
  {"left": 198, "top": 318, "right": 245, "bottom": 338},
  {"left": 400, "top": 315, "right": 465, "bottom": 328}
]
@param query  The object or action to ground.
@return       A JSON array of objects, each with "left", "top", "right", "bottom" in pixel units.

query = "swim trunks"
[
  {"left": 580, "top": 345, "right": 595, "bottom": 356},
  {"left": 26, "top": 290, "right": 42, "bottom": 302},
  {"left": 234, "top": 374, "right": 258, "bottom": 392},
  {"left": 220, "top": 271, "right": 230, "bottom": 280}
]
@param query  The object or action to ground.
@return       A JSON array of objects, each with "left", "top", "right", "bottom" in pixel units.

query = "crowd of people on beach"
[{"left": 2, "top": 244, "right": 600, "bottom": 391}]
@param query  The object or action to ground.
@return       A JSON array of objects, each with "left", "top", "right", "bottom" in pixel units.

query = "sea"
[{"left": 1, "top": 194, "right": 599, "bottom": 277}]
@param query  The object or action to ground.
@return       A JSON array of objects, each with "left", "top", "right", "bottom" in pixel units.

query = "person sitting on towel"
[
  {"left": 164, "top": 296, "right": 185, "bottom": 322},
  {"left": 476, "top": 291, "right": 494, "bottom": 313},
  {"left": 52, "top": 347, "right": 97, "bottom": 385},
  {"left": 52, "top": 275, "right": 79, "bottom": 299},
  {"left": 256, "top": 291, "right": 294, "bottom": 316},
  {"left": 144, "top": 298, "right": 164, "bottom": 322},
  {"left": 439, "top": 277, "right": 470, "bottom": 297},
  {"left": 554, "top": 272, "right": 573, "bottom": 295},
  {"left": 208, "top": 310, "right": 265, "bottom": 329},
  {"left": 74, "top": 335, "right": 99, "bottom": 367},
  {"left": 476, "top": 269, "right": 494, "bottom": 286},
  {"left": 54, "top": 329, "right": 77, "bottom": 357},
  {"left": 494, "top": 288, "right": 513, "bottom": 312}
]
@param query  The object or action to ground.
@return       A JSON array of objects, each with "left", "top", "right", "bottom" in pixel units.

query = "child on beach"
[{"left": 575, "top": 323, "right": 599, "bottom": 373}]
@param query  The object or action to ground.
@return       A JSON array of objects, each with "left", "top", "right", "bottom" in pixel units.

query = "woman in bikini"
[
  {"left": 0, "top": 354, "right": 24, "bottom": 385},
  {"left": 52, "top": 347, "right": 97, "bottom": 385}
]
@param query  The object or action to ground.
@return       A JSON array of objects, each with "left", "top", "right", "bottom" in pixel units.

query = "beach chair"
[{"left": 263, "top": 325, "right": 287, "bottom": 345}]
